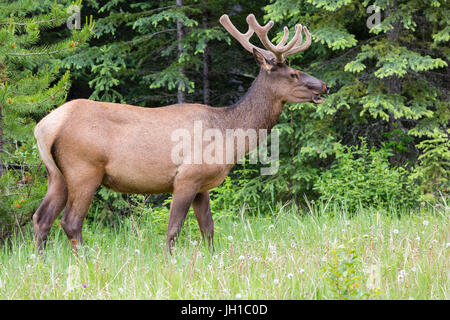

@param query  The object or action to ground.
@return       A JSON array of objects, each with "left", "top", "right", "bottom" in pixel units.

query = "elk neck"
[{"left": 222, "top": 69, "right": 285, "bottom": 131}]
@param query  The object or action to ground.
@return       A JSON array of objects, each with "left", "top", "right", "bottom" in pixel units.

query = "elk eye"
[{"left": 290, "top": 73, "right": 298, "bottom": 80}]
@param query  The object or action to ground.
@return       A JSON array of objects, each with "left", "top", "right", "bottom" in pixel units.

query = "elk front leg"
[
  {"left": 193, "top": 191, "right": 214, "bottom": 251},
  {"left": 166, "top": 184, "right": 198, "bottom": 253}
]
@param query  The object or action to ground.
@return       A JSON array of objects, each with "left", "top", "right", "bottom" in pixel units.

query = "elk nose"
[{"left": 322, "top": 82, "right": 330, "bottom": 94}]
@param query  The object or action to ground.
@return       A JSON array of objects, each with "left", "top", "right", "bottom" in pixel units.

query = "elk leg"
[
  {"left": 166, "top": 185, "right": 198, "bottom": 253},
  {"left": 33, "top": 170, "right": 68, "bottom": 252},
  {"left": 60, "top": 168, "right": 102, "bottom": 252},
  {"left": 192, "top": 191, "right": 214, "bottom": 251}
]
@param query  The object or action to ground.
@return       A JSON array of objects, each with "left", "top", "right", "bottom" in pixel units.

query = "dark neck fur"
[{"left": 222, "top": 70, "right": 284, "bottom": 131}]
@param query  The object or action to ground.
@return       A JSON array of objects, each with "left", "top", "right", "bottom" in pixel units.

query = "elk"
[{"left": 32, "top": 14, "right": 328, "bottom": 253}]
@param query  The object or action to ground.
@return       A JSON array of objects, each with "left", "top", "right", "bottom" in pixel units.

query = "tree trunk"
[
  {"left": 384, "top": 1, "right": 403, "bottom": 165},
  {"left": 202, "top": 15, "right": 210, "bottom": 105},
  {"left": 384, "top": 1, "right": 401, "bottom": 95},
  {"left": 176, "top": 0, "right": 185, "bottom": 104}
]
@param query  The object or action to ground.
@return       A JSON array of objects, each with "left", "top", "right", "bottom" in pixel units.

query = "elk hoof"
[{"left": 70, "top": 239, "right": 79, "bottom": 254}]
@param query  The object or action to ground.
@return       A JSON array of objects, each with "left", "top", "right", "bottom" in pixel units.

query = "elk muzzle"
[{"left": 311, "top": 82, "right": 329, "bottom": 104}]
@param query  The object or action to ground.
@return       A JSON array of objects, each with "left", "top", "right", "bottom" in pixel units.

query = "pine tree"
[
  {"left": 225, "top": 0, "right": 448, "bottom": 208},
  {"left": 63, "top": 0, "right": 234, "bottom": 105},
  {"left": 0, "top": 0, "right": 94, "bottom": 239}
]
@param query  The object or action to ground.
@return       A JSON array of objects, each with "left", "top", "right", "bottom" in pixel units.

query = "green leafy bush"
[
  {"left": 88, "top": 187, "right": 171, "bottom": 233},
  {"left": 321, "top": 246, "right": 378, "bottom": 299},
  {"left": 314, "top": 140, "right": 419, "bottom": 211},
  {"left": 0, "top": 139, "right": 47, "bottom": 240},
  {"left": 410, "top": 131, "right": 450, "bottom": 201}
]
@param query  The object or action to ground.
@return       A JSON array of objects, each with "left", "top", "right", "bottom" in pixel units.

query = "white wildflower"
[
  {"left": 238, "top": 255, "right": 245, "bottom": 261},
  {"left": 393, "top": 229, "right": 399, "bottom": 234},
  {"left": 268, "top": 244, "right": 276, "bottom": 255},
  {"left": 287, "top": 273, "right": 294, "bottom": 279},
  {"left": 422, "top": 220, "right": 429, "bottom": 226},
  {"left": 227, "top": 236, "right": 233, "bottom": 241},
  {"left": 235, "top": 293, "right": 242, "bottom": 299},
  {"left": 273, "top": 278, "right": 279, "bottom": 285},
  {"left": 398, "top": 269, "right": 407, "bottom": 283}
]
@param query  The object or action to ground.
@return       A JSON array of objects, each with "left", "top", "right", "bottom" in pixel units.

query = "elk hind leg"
[
  {"left": 60, "top": 168, "right": 103, "bottom": 252},
  {"left": 33, "top": 170, "right": 68, "bottom": 251}
]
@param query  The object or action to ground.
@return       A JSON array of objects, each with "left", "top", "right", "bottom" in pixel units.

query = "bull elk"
[{"left": 32, "top": 14, "right": 328, "bottom": 253}]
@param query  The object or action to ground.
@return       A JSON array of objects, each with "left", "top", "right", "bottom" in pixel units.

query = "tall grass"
[{"left": 0, "top": 203, "right": 448, "bottom": 299}]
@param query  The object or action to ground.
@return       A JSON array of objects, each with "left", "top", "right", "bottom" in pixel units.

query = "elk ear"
[{"left": 253, "top": 48, "right": 275, "bottom": 72}]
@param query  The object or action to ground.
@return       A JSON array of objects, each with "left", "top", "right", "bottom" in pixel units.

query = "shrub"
[
  {"left": 0, "top": 140, "right": 47, "bottom": 241},
  {"left": 321, "top": 247, "right": 369, "bottom": 299},
  {"left": 314, "top": 140, "right": 419, "bottom": 211}
]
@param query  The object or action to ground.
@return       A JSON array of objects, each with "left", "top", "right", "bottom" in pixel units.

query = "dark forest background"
[{"left": 0, "top": 0, "right": 448, "bottom": 240}]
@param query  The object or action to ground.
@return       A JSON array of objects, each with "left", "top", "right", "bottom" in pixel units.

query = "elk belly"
[{"left": 101, "top": 159, "right": 178, "bottom": 194}]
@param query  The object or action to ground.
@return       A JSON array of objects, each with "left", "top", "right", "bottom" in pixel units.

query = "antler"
[{"left": 219, "top": 14, "right": 312, "bottom": 63}]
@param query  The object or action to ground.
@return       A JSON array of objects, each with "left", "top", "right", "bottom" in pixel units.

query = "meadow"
[
  {"left": 0, "top": 203, "right": 448, "bottom": 300},
  {"left": 1, "top": 0, "right": 448, "bottom": 303}
]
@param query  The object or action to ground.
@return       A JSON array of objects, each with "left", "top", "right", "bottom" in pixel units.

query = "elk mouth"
[{"left": 312, "top": 94, "right": 325, "bottom": 104}]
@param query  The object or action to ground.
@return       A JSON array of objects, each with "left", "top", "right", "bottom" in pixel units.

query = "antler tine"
[
  {"left": 284, "top": 26, "right": 312, "bottom": 57},
  {"left": 276, "top": 27, "right": 290, "bottom": 49},
  {"left": 246, "top": 14, "right": 281, "bottom": 61},
  {"left": 220, "top": 14, "right": 276, "bottom": 61},
  {"left": 220, "top": 14, "right": 313, "bottom": 63},
  {"left": 247, "top": 14, "right": 304, "bottom": 63},
  {"left": 279, "top": 24, "right": 303, "bottom": 57},
  {"left": 219, "top": 14, "right": 255, "bottom": 53}
]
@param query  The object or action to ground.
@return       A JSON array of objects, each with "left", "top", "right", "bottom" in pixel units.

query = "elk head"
[{"left": 220, "top": 14, "right": 329, "bottom": 104}]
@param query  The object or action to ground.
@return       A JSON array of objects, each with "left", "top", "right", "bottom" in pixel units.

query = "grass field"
[{"left": 0, "top": 203, "right": 448, "bottom": 300}]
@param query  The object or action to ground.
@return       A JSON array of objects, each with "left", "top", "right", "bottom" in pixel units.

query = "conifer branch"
[{"left": 127, "top": 29, "right": 177, "bottom": 45}]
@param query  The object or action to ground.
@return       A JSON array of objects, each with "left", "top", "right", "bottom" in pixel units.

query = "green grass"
[{"left": 0, "top": 203, "right": 448, "bottom": 299}]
